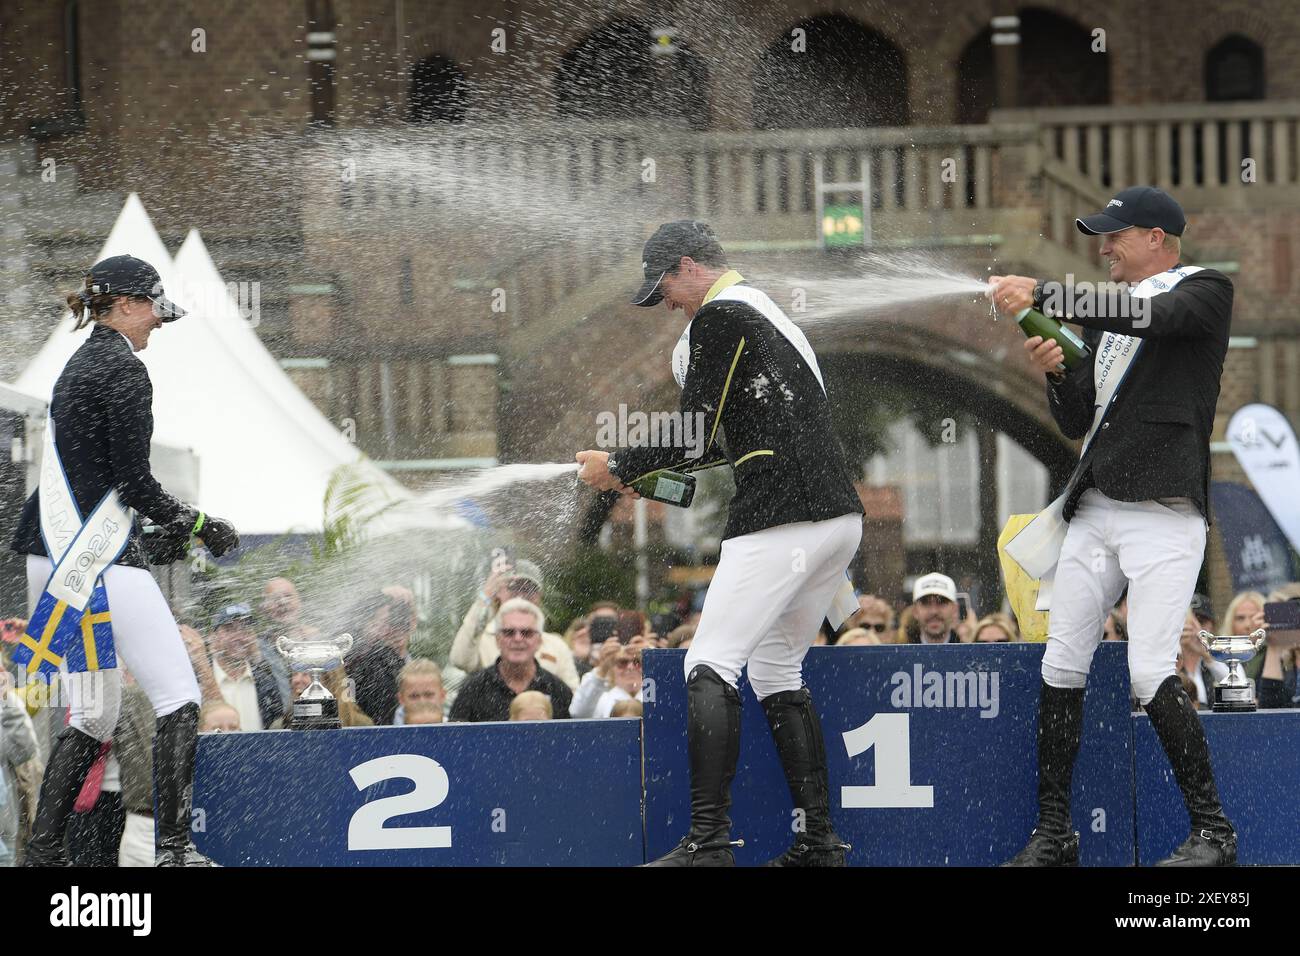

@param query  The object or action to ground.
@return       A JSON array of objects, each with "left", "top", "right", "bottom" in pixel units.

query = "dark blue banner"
[
  {"left": 1210, "top": 481, "right": 1297, "bottom": 595},
  {"left": 643, "top": 643, "right": 1134, "bottom": 866},
  {"left": 192, "top": 719, "right": 644, "bottom": 866},
  {"left": 1134, "top": 711, "right": 1300, "bottom": 866}
]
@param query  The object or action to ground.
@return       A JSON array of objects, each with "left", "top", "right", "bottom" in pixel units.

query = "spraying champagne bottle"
[
  {"left": 628, "top": 468, "right": 696, "bottom": 508},
  {"left": 1014, "top": 307, "right": 1092, "bottom": 372}
]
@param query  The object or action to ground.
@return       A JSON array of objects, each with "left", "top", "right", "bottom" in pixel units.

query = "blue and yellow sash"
[{"left": 14, "top": 418, "right": 131, "bottom": 681}]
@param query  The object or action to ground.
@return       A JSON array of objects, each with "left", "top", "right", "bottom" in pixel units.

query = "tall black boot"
[
  {"left": 23, "top": 725, "right": 103, "bottom": 867},
  {"left": 153, "top": 703, "right": 215, "bottom": 867},
  {"left": 760, "top": 687, "right": 850, "bottom": 867},
  {"left": 1144, "top": 675, "right": 1236, "bottom": 866},
  {"left": 1002, "top": 681, "right": 1084, "bottom": 866},
  {"left": 645, "top": 665, "right": 743, "bottom": 866}
]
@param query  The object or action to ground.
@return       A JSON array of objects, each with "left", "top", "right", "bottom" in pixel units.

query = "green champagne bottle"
[
  {"left": 1015, "top": 308, "right": 1092, "bottom": 371},
  {"left": 629, "top": 468, "right": 696, "bottom": 508}
]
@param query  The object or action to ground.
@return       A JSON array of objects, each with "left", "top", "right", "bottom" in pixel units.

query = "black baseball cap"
[
  {"left": 1076, "top": 186, "right": 1186, "bottom": 237},
  {"left": 86, "top": 254, "right": 186, "bottom": 321},
  {"left": 631, "top": 220, "right": 725, "bottom": 307}
]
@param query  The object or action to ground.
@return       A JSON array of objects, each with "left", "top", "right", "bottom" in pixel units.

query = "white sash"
[
  {"left": 1004, "top": 266, "right": 1203, "bottom": 610},
  {"left": 37, "top": 418, "right": 133, "bottom": 612},
  {"left": 671, "top": 284, "right": 826, "bottom": 394}
]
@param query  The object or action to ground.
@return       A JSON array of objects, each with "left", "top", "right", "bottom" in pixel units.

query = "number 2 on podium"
[{"left": 841, "top": 713, "right": 934, "bottom": 809}]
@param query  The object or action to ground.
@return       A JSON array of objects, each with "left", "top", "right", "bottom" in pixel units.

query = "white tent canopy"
[{"left": 13, "top": 193, "right": 460, "bottom": 536}]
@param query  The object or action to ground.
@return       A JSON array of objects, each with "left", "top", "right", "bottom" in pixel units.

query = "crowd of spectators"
[{"left": 2, "top": 548, "right": 1297, "bottom": 865}]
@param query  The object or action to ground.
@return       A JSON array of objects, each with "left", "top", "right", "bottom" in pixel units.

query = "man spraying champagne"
[
  {"left": 577, "top": 221, "right": 864, "bottom": 866},
  {"left": 990, "top": 186, "right": 1237, "bottom": 867}
]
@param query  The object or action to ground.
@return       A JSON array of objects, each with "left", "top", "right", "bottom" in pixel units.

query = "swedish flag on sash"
[
  {"left": 12, "top": 417, "right": 130, "bottom": 683},
  {"left": 16, "top": 581, "right": 116, "bottom": 681}
]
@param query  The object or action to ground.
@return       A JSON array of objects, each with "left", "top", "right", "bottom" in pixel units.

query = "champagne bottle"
[
  {"left": 629, "top": 468, "right": 696, "bottom": 508},
  {"left": 1015, "top": 308, "right": 1092, "bottom": 371}
]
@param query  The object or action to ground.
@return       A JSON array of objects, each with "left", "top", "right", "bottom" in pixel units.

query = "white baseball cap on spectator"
[{"left": 912, "top": 573, "right": 957, "bottom": 603}]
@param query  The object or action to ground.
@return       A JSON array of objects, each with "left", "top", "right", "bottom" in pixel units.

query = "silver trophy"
[
  {"left": 276, "top": 632, "right": 353, "bottom": 730},
  {"left": 1197, "top": 628, "right": 1267, "bottom": 713}
]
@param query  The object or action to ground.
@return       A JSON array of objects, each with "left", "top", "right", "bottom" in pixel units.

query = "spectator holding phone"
[
  {"left": 563, "top": 617, "right": 593, "bottom": 677},
  {"left": 571, "top": 630, "right": 626, "bottom": 718},
  {"left": 1242, "top": 588, "right": 1300, "bottom": 709}
]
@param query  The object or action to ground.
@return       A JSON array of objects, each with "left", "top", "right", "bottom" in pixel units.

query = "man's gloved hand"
[
  {"left": 143, "top": 528, "right": 192, "bottom": 566},
  {"left": 195, "top": 514, "right": 240, "bottom": 557}
]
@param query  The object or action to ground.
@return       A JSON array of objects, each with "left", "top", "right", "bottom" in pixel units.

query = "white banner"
[{"left": 1227, "top": 403, "right": 1300, "bottom": 555}]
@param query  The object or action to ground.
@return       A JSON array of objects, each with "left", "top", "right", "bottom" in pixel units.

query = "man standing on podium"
[
  {"left": 990, "top": 186, "right": 1237, "bottom": 866},
  {"left": 577, "top": 221, "right": 864, "bottom": 866}
]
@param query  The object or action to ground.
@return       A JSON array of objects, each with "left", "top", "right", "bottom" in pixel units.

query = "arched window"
[
  {"left": 1015, "top": 8, "right": 1109, "bottom": 111},
  {"left": 1205, "top": 35, "right": 1264, "bottom": 101},
  {"left": 752, "top": 15, "right": 908, "bottom": 129},
  {"left": 955, "top": 9, "right": 1109, "bottom": 123},
  {"left": 554, "top": 19, "right": 709, "bottom": 128},
  {"left": 407, "top": 54, "right": 468, "bottom": 123}
]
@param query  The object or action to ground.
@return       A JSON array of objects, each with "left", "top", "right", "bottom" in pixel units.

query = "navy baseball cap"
[
  {"left": 631, "top": 221, "right": 725, "bottom": 307},
  {"left": 212, "top": 603, "right": 254, "bottom": 629},
  {"left": 86, "top": 254, "right": 186, "bottom": 321},
  {"left": 1076, "top": 186, "right": 1186, "bottom": 237}
]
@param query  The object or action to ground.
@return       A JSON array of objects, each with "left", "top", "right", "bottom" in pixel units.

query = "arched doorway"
[{"left": 752, "top": 14, "right": 908, "bottom": 129}]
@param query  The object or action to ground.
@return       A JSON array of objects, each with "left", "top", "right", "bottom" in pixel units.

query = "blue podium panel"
[
  {"left": 644, "top": 643, "right": 1134, "bottom": 866},
  {"left": 193, "top": 719, "right": 644, "bottom": 866},
  {"left": 1134, "top": 710, "right": 1300, "bottom": 866}
]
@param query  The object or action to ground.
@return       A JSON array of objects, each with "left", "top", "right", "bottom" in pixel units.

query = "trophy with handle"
[
  {"left": 276, "top": 632, "right": 354, "bottom": 730},
  {"left": 1197, "top": 627, "right": 1267, "bottom": 713}
]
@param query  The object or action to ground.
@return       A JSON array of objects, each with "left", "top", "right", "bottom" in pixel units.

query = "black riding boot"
[
  {"left": 1144, "top": 675, "right": 1237, "bottom": 866},
  {"left": 153, "top": 703, "right": 215, "bottom": 866},
  {"left": 23, "top": 725, "right": 103, "bottom": 867},
  {"left": 1003, "top": 681, "right": 1083, "bottom": 866},
  {"left": 645, "top": 665, "right": 743, "bottom": 866},
  {"left": 761, "top": 687, "right": 850, "bottom": 867}
]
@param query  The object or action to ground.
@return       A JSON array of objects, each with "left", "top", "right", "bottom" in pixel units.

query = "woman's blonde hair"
[
  {"left": 1220, "top": 591, "right": 1266, "bottom": 636},
  {"left": 64, "top": 274, "right": 121, "bottom": 331},
  {"left": 835, "top": 627, "right": 879, "bottom": 646},
  {"left": 972, "top": 612, "right": 1019, "bottom": 643},
  {"left": 509, "top": 690, "right": 553, "bottom": 720}
]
